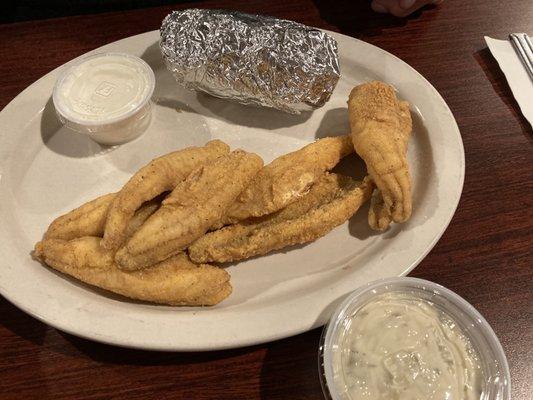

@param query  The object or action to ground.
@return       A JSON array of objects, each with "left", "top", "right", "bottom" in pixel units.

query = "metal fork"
[{"left": 509, "top": 33, "right": 533, "bottom": 81}]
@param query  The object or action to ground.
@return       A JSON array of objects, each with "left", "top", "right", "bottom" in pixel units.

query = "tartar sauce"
[
  {"left": 334, "top": 292, "right": 483, "bottom": 400},
  {"left": 53, "top": 52, "right": 155, "bottom": 145}
]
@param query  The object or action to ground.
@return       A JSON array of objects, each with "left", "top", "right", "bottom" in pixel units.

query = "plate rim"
[{"left": 0, "top": 29, "right": 465, "bottom": 351}]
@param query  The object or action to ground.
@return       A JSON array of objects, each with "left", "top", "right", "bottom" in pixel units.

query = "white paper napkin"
[{"left": 485, "top": 36, "right": 533, "bottom": 128}]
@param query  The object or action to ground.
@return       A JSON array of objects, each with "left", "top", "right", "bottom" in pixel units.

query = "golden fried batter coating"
[
  {"left": 189, "top": 174, "right": 373, "bottom": 263},
  {"left": 122, "top": 198, "right": 162, "bottom": 240},
  {"left": 44, "top": 193, "right": 116, "bottom": 240},
  {"left": 102, "top": 140, "right": 230, "bottom": 251},
  {"left": 44, "top": 194, "right": 161, "bottom": 241},
  {"left": 34, "top": 237, "right": 231, "bottom": 306},
  {"left": 348, "top": 81, "right": 412, "bottom": 230},
  {"left": 115, "top": 150, "right": 264, "bottom": 270},
  {"left": 224, "top": 135, "right": 354, "bottom": 222},
  {"left": 367, "top": 100, "right": 413, "bottom": 230}
]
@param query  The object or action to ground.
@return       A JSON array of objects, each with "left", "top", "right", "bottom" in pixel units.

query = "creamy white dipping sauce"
[
  {"left": 334, "top": 292, "right": 483, "bottom": 400},
  {"left": 53, "top": 52, "right": 154, "bottom": 145}
]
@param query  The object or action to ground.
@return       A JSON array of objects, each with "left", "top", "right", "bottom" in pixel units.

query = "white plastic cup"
[
  {"left": 319, "top": 277, "right": 511, "bottom": 400},
  {"left": 52, "top": 52, "right": 155, "bottom": 145}
]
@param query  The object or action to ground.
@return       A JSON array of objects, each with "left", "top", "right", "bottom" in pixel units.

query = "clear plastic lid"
[
  {"left": 53, "top": 52, "right": 155, "bottom": 126},
  {"left": 319, "top": 277, "right": 511, "bottom": 400}
]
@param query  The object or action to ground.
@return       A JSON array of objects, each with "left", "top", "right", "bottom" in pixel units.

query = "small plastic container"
[
  {"left": 319, "top": 277, "right": 511, "bottom": 400},
  {"left": 52, "top": 52, "right": 155, "bottom": 145}
]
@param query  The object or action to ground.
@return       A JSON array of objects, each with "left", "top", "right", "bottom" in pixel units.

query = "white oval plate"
[{"left": 0, "top": 30, "right": 464, "bottom": 351}]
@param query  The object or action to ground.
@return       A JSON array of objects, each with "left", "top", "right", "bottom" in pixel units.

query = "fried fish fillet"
[
  {"left": 44, "top": 193, "right": 116, "bottom": 240},
  {"left": 102, "top": 140, "right": 230, "bottom": 251},
  {"left": 348, "top": 81, "right": 412, "bottom": 230},
  {"left": 224, "top": 135, "right": 354, "bottom": 222},
  {"left": 43, "top": 193, "right": 161, "bottom": 241},
  {"left": 189, "top": 173, "right": 374, "bottom": 263},
  {"left": 116, "top": 150, "right": 264, "bottom": 270},
  {"left": 34, "top": 237, "right": 231, "bottom": 306},
  {"left": 368, "top": 100, "right": 412, "bottom": 230}
]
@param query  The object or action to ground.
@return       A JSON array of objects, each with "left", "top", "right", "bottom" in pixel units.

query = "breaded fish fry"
[
  {"left": 116, "top": 150, "right": 264, "bottom": 270},
  {"left": 189, "top": 174, "right": 374, "bottom": 263},
  {"left": 102, "top": 140, "right": 230, "bottom": 250},
  {"left": 348, "top": 81, "right": 412, "bottom": 229},
  {"left": 225, "top": 135, "right": 354, "bottom": 222},
  {"left": 367, "top": 100, "right": 413, "bottom": 230},
  {"left": 44, "top": 193, "right": 116, "bottom": 240},
  {"left": 34, "top": 237, "right": 231, "bottom": 306},
  {"left": 44, "top": 194, "right": 161, "bottom": 241},
  {"left": 123, "top": 198, "right": 162, "bottom": 240}
]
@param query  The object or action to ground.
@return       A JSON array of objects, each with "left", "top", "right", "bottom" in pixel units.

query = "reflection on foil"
[{"left": 160, "top": 9, "right": 340, "bottom": 114}]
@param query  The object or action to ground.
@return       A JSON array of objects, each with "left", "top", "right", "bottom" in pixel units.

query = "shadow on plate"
[
  {"left": 310, "top": 289, "right": 365, "bottom": 344},
  {"left": 348, "top": 201, "right": 384, "bottom": 240},
  {"left": 315, "top": 107, "right": 350, "bottom": 139},
  {"left": 196, "top": 92, "right": 313, "bottom": 130},
  {"left": 140, "top": 41, "right": 164, "bottom": 70},
  {"left": 40, "top": 97, "right": 114, "bottom": 158},
  {"left": 331, "top": 152, "right": 366, "bottom": 180},
  {"left": 404, "top": 105, "right": 438, "bottom": 231},
  {"left": 154, "top": 97, "right": 198, "bottom": 113},
  {"left": 329, "top": 152, "right": 392, "bottom": 241}
]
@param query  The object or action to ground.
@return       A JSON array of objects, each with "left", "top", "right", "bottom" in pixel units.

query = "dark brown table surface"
[{"left": 1, "top": 0, "right": 532, "bottom": 399}]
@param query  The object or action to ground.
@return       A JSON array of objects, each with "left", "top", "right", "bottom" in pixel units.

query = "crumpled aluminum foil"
[{"left": 160, "top": 9, "right": 340, "bottom": 114}]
